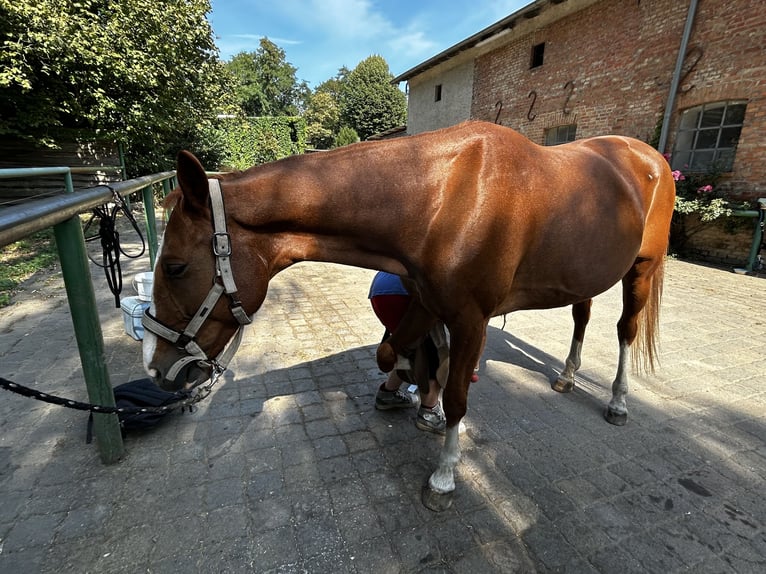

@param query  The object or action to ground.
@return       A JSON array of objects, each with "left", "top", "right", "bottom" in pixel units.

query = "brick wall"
[
  {"left": 470, "top": 0, "right": 766, "bottom": 200},
  {"left": 672, "top": 213, "right": 760, "bottom": 268}
]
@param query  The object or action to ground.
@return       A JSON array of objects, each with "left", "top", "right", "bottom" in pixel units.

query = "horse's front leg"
[
  {"left": 422, "top": 318, "right": 487, "bottom": 512},
  {"left": 552, "top": 299, "right": 592, "bottom": 393}
]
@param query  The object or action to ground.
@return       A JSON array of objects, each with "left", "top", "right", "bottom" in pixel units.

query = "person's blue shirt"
[{"left": 368, "top": 272, "right": 409, "bottom": 298}]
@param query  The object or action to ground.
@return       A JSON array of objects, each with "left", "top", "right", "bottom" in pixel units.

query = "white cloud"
[
  {"left": 387, "top": 30, "right": 438, "bottom": 59},
  {"left": 305, "top": 0, "right": 395, "bottom": 39}
]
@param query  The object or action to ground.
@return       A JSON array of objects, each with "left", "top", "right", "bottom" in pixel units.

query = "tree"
[
  {"left": 333, "top": 126, "right": 359, "bottom": 148},
  {"left": 226, "top": 38, "right": 309, "bottom": 117},
  {"left": 315, "top": 67, "right": 350, "bottom": 102},
  {"left": 302, "top": 67, "right": 349, "bottom": 149},
  {"left": 0, "top": 0, "right": 230, "bottom": 172},
  {"left": 340, "top": 56, "right": 406, "bottom": 140},
  {"left": 304, "top": 91, "right": 340, "bottom": 149}
]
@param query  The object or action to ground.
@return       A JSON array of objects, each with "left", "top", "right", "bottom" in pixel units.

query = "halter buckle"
[{"left": 212, "top": 232, "right": 231, "bottom": 256}]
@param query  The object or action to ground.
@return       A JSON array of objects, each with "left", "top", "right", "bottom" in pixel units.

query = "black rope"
[
  {"left": 83, "top": 188, "right": 146, "bottom": 307},
  {"left": 0, "top": 376, "right": 196, "bottom": 415}
]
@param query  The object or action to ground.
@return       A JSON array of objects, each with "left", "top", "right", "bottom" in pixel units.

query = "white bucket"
[
  {"left": 133, "top": 271, "right": 153, "bottom": 301},
  {"left": 120, "top": 296, "right": 151, "bottom": 340}
]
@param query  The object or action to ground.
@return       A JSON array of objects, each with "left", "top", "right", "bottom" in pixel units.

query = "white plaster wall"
[{"left": 404, "top": 61, "right": 474, "bottom": 135}]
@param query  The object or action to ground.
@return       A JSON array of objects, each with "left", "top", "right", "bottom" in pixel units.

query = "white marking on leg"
[
  {"left": 428, "top": 425, "right": 460, "bottom": 494},
  {"left": 608, "top": 343, "right": 630, "bottom": 414}
]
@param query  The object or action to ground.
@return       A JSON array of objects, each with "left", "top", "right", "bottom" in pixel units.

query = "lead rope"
[{"left": 0, "top": 373, "right": 222, "bottom": 416}]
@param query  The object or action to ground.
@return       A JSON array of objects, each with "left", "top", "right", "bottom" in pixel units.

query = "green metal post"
[
  {"left": 142, "top": 185, "right": 158, "bottom": 268},
  {"left": 745, "top": 199, "right": 765, "bottom": 272},
  {"left": 732, "top": 204, "right": 764, "bottom": 273},
  {"left": 55, "top": 171, "right": 124, "bottom": 463}
]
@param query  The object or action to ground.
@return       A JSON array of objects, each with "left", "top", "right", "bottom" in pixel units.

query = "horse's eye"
[{"left": 164, "top": 262, "right": 187, "bottom": 278}]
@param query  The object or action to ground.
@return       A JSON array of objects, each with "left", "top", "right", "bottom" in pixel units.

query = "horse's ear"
[{"left": 176, "top": 150, "right": 209, "bottom": 214}]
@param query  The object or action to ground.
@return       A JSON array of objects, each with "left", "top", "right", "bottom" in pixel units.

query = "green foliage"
[
  {"left": 302, "top": 68, "right": 349, "bottom": 149},
  {"left": 340, "top": 56, "right": 406, "bottom": 140},
  {"left": 1, "top": 0, "right": 229, "bottom": 158},
  {"left": 304, "top": 92, "right": 341, "bottom": 149},
  {"left": 0, "top": 2, "right": 405, "bottom": 175},
  {"left": 196, "top": 117, "right": 306, "bottom": 171},
  {"left": 333, "top": 126, "right": 359, "bottom": 148},
  {"left": 315, "top": 68, "right": 350, "bottom": 102},
  {"left": 225, "top": 39, "right": 310, "bottom": 117},
  {"left": 669, "top": 161, "right": 752, "bottom": 250},
  {"left": 671, "top": 164, "right": 742, "bottom": 222}
]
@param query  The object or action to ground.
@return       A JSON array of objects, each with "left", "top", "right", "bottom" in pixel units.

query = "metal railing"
[
  {"left": 0, "top": 167, "right": 176, "bottom": 464},
  {"left": 732, "top": 198, "right": 766, "bottom": 273}
]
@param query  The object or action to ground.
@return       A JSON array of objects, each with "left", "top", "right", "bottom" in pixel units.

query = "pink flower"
[
  {"left": 697, "top": 184, "right": 713, "bottom": 194},
  {"left": 671, "top": 170, "right": 685, "bottom": 182},
  {"left": 662, "top": 153, "right": 672, "bottom": 162}
]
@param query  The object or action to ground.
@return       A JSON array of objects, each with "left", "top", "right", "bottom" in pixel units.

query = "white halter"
[{"left": 142, "top": 179, "right": 252, "bottom": 384}]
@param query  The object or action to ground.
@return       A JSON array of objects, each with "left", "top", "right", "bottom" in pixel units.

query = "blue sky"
[{"left": 208, "top": 0, "right": 529, "bottom": 88}]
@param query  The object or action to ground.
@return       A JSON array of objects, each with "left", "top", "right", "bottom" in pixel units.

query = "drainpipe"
[{"left": 657, "top": 0, "right": 699, "bottom": 154}]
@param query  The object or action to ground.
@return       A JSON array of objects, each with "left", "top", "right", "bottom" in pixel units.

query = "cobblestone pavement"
[{"left": 0, "top": 244, "right": 764, "bottom": 573}]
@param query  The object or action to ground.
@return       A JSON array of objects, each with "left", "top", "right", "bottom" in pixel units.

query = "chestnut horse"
[{"left": 142, "top": 121, "right": 675, "bottom": 510}]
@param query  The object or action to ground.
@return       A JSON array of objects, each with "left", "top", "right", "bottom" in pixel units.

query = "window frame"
[
  {"left": 544, "top": 124, "right": 577, "bottom": 146},
  {"left": 530, "top": 42, "right": 545, "bottom": 69},
  {"left": 671, "top": 100, "right": 747, "bottom": 173}
]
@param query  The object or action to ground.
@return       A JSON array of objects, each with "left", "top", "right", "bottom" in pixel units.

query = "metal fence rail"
[{"left": 0, "top": 167, "right": 176, "bottom": 463}]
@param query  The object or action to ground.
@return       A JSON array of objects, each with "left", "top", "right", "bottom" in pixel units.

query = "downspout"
[{"left": 657, "top": 0, "right": 699, "bottom": 154}]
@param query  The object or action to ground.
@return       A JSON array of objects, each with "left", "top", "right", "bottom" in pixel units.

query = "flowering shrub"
[
  {"left": 665, "top": 155, "right": 752, "bottom": 250},
  {"left": 664, "top": 155, "right": 735, "bottom": 222}
]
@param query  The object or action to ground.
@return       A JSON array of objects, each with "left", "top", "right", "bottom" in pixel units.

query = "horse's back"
[{"left": 445, "top": 126, "right": 674, "bottom": 314}]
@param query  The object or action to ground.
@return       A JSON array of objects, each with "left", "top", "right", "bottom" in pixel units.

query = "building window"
[
  {"left": 530, "top": 42, "right": 545, "bottom": 68},
  {"left": 544, "top": 124, "right": 577, "bottom": 145},
  {"left": 434, "top": 84, "right": 442, "bottom": 102},
  {"left": 671, "top": 100, "right": 747, "bottom": 173}
]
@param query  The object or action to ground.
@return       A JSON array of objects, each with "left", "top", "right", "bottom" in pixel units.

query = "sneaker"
[
  {"left": 375, "top": 387, "right": 416, "bottom": 410},
  {"left": 416, "top": 403, "right": 446, "bottom": 435}
]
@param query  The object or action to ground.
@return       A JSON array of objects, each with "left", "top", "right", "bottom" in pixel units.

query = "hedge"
[{"left": 201, "top": 116, "right": 307, "bottom": 171}]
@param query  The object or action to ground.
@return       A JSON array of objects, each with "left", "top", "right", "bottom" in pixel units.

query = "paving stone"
[{"left": 1, "top": 251, "right": 765, "bottom": 572}]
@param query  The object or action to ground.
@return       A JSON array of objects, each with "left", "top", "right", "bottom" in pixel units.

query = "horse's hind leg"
[
  {"left": 552, "top": 299, "right": 592, "bottom": 393},
  {"left": 606, "top": 257, "right": 661, "bottom": 426}
]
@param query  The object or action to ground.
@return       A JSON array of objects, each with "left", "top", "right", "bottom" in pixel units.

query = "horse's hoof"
[
  {"left": 604, "top": 407, "right": 628, "bottom": 426},
  {"left": 552, "top": 377, "right": 574, "bottom": 393},
  {"left": 376, "top": 342, "right": 396, "bottom": 373},
  {"left": 421, "top": 483, "right": 454, "bottom": 512}
]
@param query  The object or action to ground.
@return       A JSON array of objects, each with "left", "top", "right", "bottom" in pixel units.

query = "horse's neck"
[{"left": 234, "top": 153, "right": 415, "bottom": 275}]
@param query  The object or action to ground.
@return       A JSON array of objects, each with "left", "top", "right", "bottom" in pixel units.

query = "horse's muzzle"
[{"left": 152, "top": 360, "right": 211, "bottom": 392}]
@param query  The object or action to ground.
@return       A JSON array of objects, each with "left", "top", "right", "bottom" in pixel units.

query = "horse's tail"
[{"left": 632, "top": 257, "right": 664, "bottom": 374}]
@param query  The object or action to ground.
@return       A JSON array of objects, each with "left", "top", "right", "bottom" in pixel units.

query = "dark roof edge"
[{"left": 392, "top": 0, "right": 561, "bottom": 84}]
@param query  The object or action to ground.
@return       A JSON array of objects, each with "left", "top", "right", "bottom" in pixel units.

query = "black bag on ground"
[{"left": 86, "top": 378, "right": 190, "bottom": 443}]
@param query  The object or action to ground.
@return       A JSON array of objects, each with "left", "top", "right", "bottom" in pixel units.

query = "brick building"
[{"left": 393, "top": 0, "right": 765, "bottom": 265}]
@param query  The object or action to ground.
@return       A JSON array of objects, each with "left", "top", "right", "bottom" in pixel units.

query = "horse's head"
[{"left": 142, "top": 151, "right": 265, "bottom": 390}]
